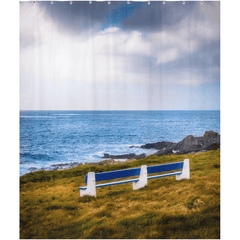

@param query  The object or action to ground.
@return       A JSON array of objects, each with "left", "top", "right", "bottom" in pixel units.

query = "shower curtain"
[
  {"left": 20, "top": 1, "right": 220, "bottom": 239},
  {"left": 20, "top": 1, "right": 220, "bottom": 111}
]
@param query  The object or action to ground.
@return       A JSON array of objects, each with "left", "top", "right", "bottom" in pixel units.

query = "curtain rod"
[
  {"left": 28, "top": 0, "right": 208, "bottom": 5},
  {"left": 25, "top": 0, "right": 217, "bottom": 2}
]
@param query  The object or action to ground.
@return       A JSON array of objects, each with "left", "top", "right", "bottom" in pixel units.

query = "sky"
[{"left": 20, "top": 1, "right": 220, "bottom": 110}]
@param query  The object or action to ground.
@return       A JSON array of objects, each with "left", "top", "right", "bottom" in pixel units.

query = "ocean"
[{"left": 20, "top": 110, "right": 220, "bottom": 176}]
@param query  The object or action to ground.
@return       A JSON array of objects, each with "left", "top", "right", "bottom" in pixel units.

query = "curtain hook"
[
  {"left": 69, "top": 1, "right": 73, "bottom": 4},
  {"left": 89, "top": 0, "right": 92, "bottom": 4},
  {"left": 182, "top": 1, "right": 185, "bottom": 4},
  {"left": 108, "top": 1, "right": 111, "bottom": 4},
  {"left": 163, "top": 1, "right": 166, "bottom": 4},
  {"left": 50, "top": 1, "right": 54, "bottom": 4},
  {"left": 127, "top": 0, "right": 130, "bottom": 4},
  {"left": 148, "top": 1, "right": 150, "bottom": 5}
]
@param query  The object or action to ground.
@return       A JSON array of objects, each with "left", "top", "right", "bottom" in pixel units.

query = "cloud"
[
  {"left": 20, "top": 1, "right": 220, "bottom": 110},
  {"left": 156, "top": 48, "right": 179, "bottom": 64},
  {"left": 101, "top": 27, "right": 120, "bottom": 34},
  {"left": 159, "top": 70, "right": 217, "bottom": 86}
]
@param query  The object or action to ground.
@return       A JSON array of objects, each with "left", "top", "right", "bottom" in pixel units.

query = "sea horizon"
[{"left": 20, "top": 110, "right": 220, "bottom": 111}]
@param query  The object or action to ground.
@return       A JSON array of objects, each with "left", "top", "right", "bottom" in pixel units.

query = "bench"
[{"left": 79, "top": 159, "right": 190, "bottom": 197}]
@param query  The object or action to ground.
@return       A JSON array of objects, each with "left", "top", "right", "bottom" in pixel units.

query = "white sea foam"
[{"left": 114, "top": 158, "right": 128, "bottom": 162}]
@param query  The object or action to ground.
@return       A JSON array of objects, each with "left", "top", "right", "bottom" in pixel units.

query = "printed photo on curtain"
[{"left": 20, "top": 1, "right": 220, "bottom": 239}]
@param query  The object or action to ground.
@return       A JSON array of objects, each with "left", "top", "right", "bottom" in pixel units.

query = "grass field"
[{"left": 20, "top": 149, "right": 220, "bottom": 239}]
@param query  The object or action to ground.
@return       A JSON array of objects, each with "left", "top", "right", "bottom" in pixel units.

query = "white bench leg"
[
  {"left": 80, "top": 172, "right": 96, "bottom": 197},
  {"left": 133, "top": 165, "right": 148, "bottom": 190},
  {"left": 176, "top": 159, "right": 190, "bottom": 180}
]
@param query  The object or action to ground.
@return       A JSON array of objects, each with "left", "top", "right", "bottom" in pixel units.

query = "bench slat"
[
  {"left": 79, "top": 178, "right": 139, "bottom": 190},
  {"left": 96, "top": 178, "right": 139, "bottom": 188},
  {"left": 147, "top": 171, "right": 182, "bottom": 180},
  {"left": 147, "top": 162, "right": 183, "bottom": 174},
  {"left": 85, "top": 167, "right": 141, "bottom": 183}
]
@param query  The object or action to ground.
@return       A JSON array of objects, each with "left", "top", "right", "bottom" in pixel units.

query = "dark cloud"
[
  {"left": 34, "top": 1, "right": 220, "bottom": 44},
  {"left": 118, "top": 1, "right": 220, "bottom": 33},
  {"left": 117, "top": 1, "right": 197, "bottom": 32},
  {"left": 37, "top": 1, "right": 198, "bottom": 34},
  {"left": 37, "top": 1, "right": 118, "bottom": 36}
]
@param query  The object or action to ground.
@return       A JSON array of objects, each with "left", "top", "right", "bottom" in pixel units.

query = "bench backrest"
[
  {"left": 147, "top": 162, "right": 183, "bottom": 174},
  {"left": 85, "top": 167, "right": 141, "bottom": 183},
  {"left": 85, "top": 161, "right": 184, "bottom": 183}
]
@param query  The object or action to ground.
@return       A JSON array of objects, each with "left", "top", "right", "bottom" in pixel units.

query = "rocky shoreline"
[
  {"left": 28, "top": 162, "right": 83, "bottom": 172},
  {"left": 27, "top": 131, "right": 220, "bottom": 174},
  {"left": 102, "top": 153, "right": 147, "bottom": 160},
  {"left": 142, "top": 130, "right": 220, "bottom": 156},
  {"left": 27, "top": 158, "right": 136, "bottom": 174},
  {"left": 102, "top": 130, "right": 220, "bottom": 159}
]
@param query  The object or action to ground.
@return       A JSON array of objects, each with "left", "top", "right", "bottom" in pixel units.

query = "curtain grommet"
[
  {"left": 182, "top": 1, "right": 185, "bottom": 4},
  {"left": 148, "top": 1, "right": 150, "bottom": 5},
  {"left": 163, "top": 1, "right": 166, "bottom": 4},
  {"left": 69, "top": 1, "right": 73, "bottom": 4},
  {"left": 50, "top": 1, "right": 54, "bottom": 4},
  {"left": 127, "top": 0, "right": 130, "bottom": 4},
  {"left": 89, "top": 0, "right": 92, "bottom": 4}
]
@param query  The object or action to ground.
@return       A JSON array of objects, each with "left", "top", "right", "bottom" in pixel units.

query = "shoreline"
[
  {"left": 23, "top": 155, "right": 151, "bottom": 176},
  {"left": 22, "top": 130, "right": 220, "bottom": 176}
]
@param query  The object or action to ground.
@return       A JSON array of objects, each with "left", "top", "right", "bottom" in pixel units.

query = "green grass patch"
[
  {"left": 185, "top": 196, "right": 200, "bottom": 209},
  {"left": 95, "top": 209, "right": 112, "bottom": 218},
  {"left": 45, "top": 204, "right": 62, "bottom": 210},
  {"left": 77, "top": 195, "right": 96, "bottom": 203},
  {"left": 106, "top": 190, "right": 128, "bottom": 197},
  {"left": 117, "top": 212, "right": 158, "bottom": 230}
]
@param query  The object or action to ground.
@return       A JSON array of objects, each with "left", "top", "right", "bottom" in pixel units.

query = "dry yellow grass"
[{"left": 20, "top": 150, "right": 220, "bottom": 239}]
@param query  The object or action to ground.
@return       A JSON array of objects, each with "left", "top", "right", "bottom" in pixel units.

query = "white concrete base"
[
  {"left": 133, "top": 165, "right": 148, "bottom": 190},
  {"left": 80, "top": 172, "right": 96, "bottom": 197},
  {"left": 176, "top": 159, "right": 190, "bottom": 180}
]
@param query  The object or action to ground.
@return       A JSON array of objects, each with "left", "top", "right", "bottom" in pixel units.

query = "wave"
[{"left": 20, "top": 152, "right": 54, "bottom": 162}]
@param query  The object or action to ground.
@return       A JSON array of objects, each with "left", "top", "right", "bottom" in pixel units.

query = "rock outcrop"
[
  {"left": 102, "top": 131, "right": 220, "bottom": 160},
  {"left": 102, "top": 153, "right": 146, "bottom": 160},
  {"left": 146, "top": 131, "right": 220, "bottom": 157},
  {"left": 140, "top": 141, "right": 173, "bottom": 150}
]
